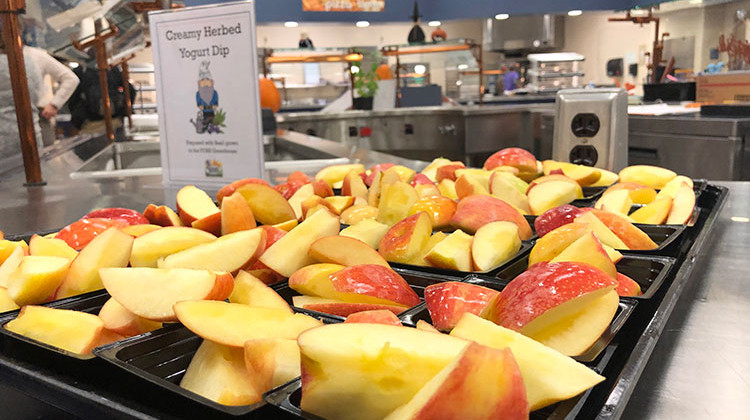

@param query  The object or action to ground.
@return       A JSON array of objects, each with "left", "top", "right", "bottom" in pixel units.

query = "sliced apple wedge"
[
  {"left": 0, "top": 246, "right": 24, "bottom": 288},
  {"left": 101, "top": 267, "right": 234, "bottom": 321},
  {"left": 549, "top": 232, "right": 617, "bottom": 279},
  {"left": 589, "top": 209, "right": 658, "bottom": 250},
  {"left": 315, "top": 163, "right": 366, "bottom": 187},
  {"left": 589, "top": 168, "right": 618, "bottom": 187},
  {"left": 454, "top": 174, "right": 489, "bottom": 200},
  {"left": 7, "top": 256, "right": 70, "bottom": 306},
  {"left": 666, "top": 183, "right": 696, "bottom": 225},
  {"left": 292, "top": 295, "right": 407, "bottom": 316},
  {"left": 236, "top": 183, "right": 296, "bottom": 225},
  {"left": 489, "top": 172, "right": 531, "bottom": 214},
  {"left": 344, "top": 310, "right": 402, "bottom": 326},
  {"left": 259, "top": 209, "right": 341, "bottom": 278},
  {"left": 309, "top": 236, "right": 389, "bottom": 267},
  {"left": 415, "top": 320, "right": 440, "bottom": 333},
  {"left": 98, "top": 297, "right": 161, "bottom": 336},
  {"left": 55, "top": 227, "right": 134, "bottom": 299},
  {"left": 542, "top": 161, "right": 602, "bottom": 186},
  {"left": 5, "top": 306, "right": 104, "bottom": 355},
  {"left": 594, "top": 189, "right": 633, "bottom": 215},
  {"left": 630, "top": 197, "right": 673, "bottom": 225},
  {"left": 0, "top": 287, "right": 19, "bottom": 312},
  {"left": 176, "top": 185, "right": 220, "bottom": 226},
  {"left": 618, "top": 165, "right": 676, "bottom": 189},
  {"left": 143, "top": 204, "right": 184, "bottom": 227},
  {"left": 174, "top": 300, "right": 322, "bottom": 347},
  {"left": 377, "top": 181, "right": 420, "bottom": 227},
  {"left": 451, "top": 313, "right": 604, "bottom": 411},
  {"left": 424, "top": 282, "right": 500, "bottom": 332},
  {"left": 130, "top": 226, "right": 216, "bottom": 268},
  {"left": 528, "top": 180, "right": 581, "bottom": 216},
  {"left": 244, "top": 338, "right": 301, "bottom": 392},
  {"left": 340, "top": 219, "right": 390, "bottom": 249},
  {"left": 342, "top": 170, "right": 369, "bottom": 200},
  {"left": 158, "top": 228, "right": 266, "bottom": 273},
  {"left": 221, "top": 192, "right": 256, "bottom": 235},
  {"left": 424, "top": 230, "right": 474, "bottom": 272},
  {"left": 450, "top": 195, "right": 532, "bottom": 240},
  {"left": 573, "top": 211, "right": 629, "bottom": 249},
  {"left": 471, "top": 221, "right": 521, "bottom": 272},
  {"left": 528, "top": 223, "right": 590, "bottom": 266},
  {"left": 228, "top": 270, "right": 292, "bottom": 312},
  {"left": 340, "top": 205, "right": 379, "bottom": 225},
  {"left": 121, "top": 224, "right": 162, "bottom": 237},
  {"left": 180, "top": 339, "right": 262, "bottom": 406},
  {"left": 379, "top": 212, "right": 432, "bottom": 264},
  {"left": 288, "top": 183, "right": 316, "bottom": 220},
  {"left": 28, "top": 235, "right": 78, "bottom": 260}
]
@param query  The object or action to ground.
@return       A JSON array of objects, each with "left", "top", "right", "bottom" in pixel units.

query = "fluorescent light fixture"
[
  {"left": 355, "top": 20, "right": 370, "bottom": 27},
  {"left": 428, "top": 20, "right": 441, "bottom": 27},
  {"left": 457, "top": 64, "right": 469, "bottom": 70},
  {"left": 495, "top": 13, "right": 509, "bottom": 20},
  {"left": 414, "top": 64, "right": 427, "bottom": 74},
  {"left": 350, "top": 65, "right": 360, "bottom": 74},
  {"left": 284, "top": 21, "right": 299, "bottom": 27},
  {"left": 731, "top": 216, "right": 749, "bottom": 222},
  {"left": 567, "top": 10, "right": 583, "bottom": 16}
]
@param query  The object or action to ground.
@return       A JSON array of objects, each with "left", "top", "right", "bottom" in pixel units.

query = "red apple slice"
[
  {"left": 549, "top": 232, "right": 617, "bottom": 279},
  {"left": 589, "top": 209, "right": 658, "bottom": 250},
  {"left": 379, "top": 212, "right": 432, "bottom": 264},
  {"left": 450, "top": 195, "right": 532, "bottom": 240},
  {"left": 344, "top": 310, "right": 402, "bottom": 326},
  {"left": 235, "top": 183, "right": 296, "bottom": 225},
  {"left": 309, "top": 236, "right": 389, "bottom": 267},
  {"left": 7, "top": 256, "right": 70, "bottom": 306},
  {"left": 98, "top": 297, "right": 161, "bottom": 336},
  {"left": 665, "top": 183, "right": 696, "bottom": 225},
  {"left": 130, "top": 226, "right": 216, "bottom": 268},
  {"left": 424, "top": 281, "right": 499, "bottom": 331},
  {"left": 528, "top": 223, "right": 590, "bottom": 266},
  {"left": 229, "top": 270, "right": 292, "bottom": 313},
  {"left": 176, "top": 185, "right": 220, "bottom": 226},
  {"left": 220, "top": 192, "right": 256, "bottom": 235},
  {"left": 158, "top": 228, "right": 266, "bottom": 273},
  {"left": 143, "top": 204, "right": 184, "bottom": 227},
  {"left": 471, "top": 221, "right": 522, "bottom": 272},
  {"left": 292, "top": 295, "right": 407, "bottom": 316},
  {"left": 244, "top": 338, "right": 301, "bottom": 393}
]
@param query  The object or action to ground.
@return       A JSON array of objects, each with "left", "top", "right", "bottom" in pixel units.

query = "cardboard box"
[{"left": 696, "top": 71, "right": 750, "bottom": 103}]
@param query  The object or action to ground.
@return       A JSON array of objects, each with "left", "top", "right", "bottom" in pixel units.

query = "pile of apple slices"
[{"left": 595, "top": 166, "right": 696, "bottom": 225}]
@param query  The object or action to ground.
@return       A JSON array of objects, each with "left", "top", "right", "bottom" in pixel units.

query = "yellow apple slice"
[
  {"left": 121, "top": 224, "right": 162, "bottom": 237},
  {"left": 229, "top": 270, "right": 292, "bottom": 313},
  {"left": 55, "top": 227, "right": 134, "bottom": 299},
  {"left": 0, "top": 239, "right": 28, "bottom": 265},
  {"left": 527, "top": 180, "right": 581, "bottom": 216},
  {"left": 588, "top": 168, "right": 618, "bottom": 187},
  {"left": 325, "top": 196, "right": 356, "bottom": 214},
  {"left": 424, "top": 230, "right": 474, "bottom": 272},
  {"left": 666, "top": 183, "right": 696, "bottom": 225},
  {"left": 298, "top": 323, "right": 470, "bottom": 420},
  {"left": 7, "top": 256, "right": 70, "bottom": 306},
  {"left": 437, "top": 179, "right": 458, "bottom": 200},
  {"left": 101, "top": 267, "right": 234, "bottom": 321},
  {"left": 595, "top": 189, "right": 633, "bottom": 215},
  {"left": 221, "top": 192, "right": 256, "bottom": 235},
  {"left": 288, "top": 183, "right": 316, "bottom": 220},
  {"left": 0, "top": 246, "right": 24, "bottom": 288},
  {"left": 308, "top": 236, "right": 389, "bottom": 267},
  {"left": 342, "top": 170, "right": 369, "bottom": 200},
  {"left": 618, "top": 165, "right": 676, "bottom": 189},
  {"left": 471, "top": 221, "right": 521, "bottom": 272},
  {"left": 420, "top": 157, "right": 453, "bottom": 182},
  {"left": 454, "top": 174, "right": 490, "bottom": 200},
  {"left": 315, "top": 164, "right": 366, "bottom": 187},
  {"left": 129, "top": 226, "right": 216, "bottom": 268},
  {"left": 602, "top": 244, "right": 623, "bottom": 263},
  {"left": 656, "top": 175, "right": 694, "bottom": 200},
  {"left": 450, "top": 313, "right": 604, "bottom": 411},
  {"left": 528, "top": 223, "right": 590, "bottom": 266},
  {"left": 180, "top": 339, "right": 262, "bottom": 406},
  {"left": 542, "top": 160, "right": 602, "bottom": 186},
  {"left": 377, "top": 181, "right": 419, "bottom": 227},
  {"left": 415, "top": 320, "right": 440, "bottom": 333},
  {"left": 259, "top": 209, "right": 340, "bottom": 278},
  {"left": 489, "top": 172, "right": 531, "bottom": 214},
  {"left": 340, "top": 205, "right": 379, "bottom": 225},
  {"left": 340, "top": 219, "right": 390, "bottom": 249},
  {"left": 176, "top": 185, "right": 220, "bottom": 226},
  {"left": 0, "top": 287, "right": 19, "bottom": 312},
  {"left": 378, "top": 212, "right": 433, "bottom": 265},
  {"left": 244, "top": 338, "right": 301, "bottom": 392},
  {"left": 273, "top": 218, "right": 298, "bottom": 232},
  {"left": 5, "top": 306, "right": 104, "bottom": 355},
  {"left": 236, "top": 183, "right": 296, "bottom": 225},
  {"left": 574, "top": 211, "right": 629, "bottom": 249},
  {"left": 174, "top": 300, "right": 322, "bottom": 347},
  {"left": 550, "top": 232, "right": 617, "bottom": 279},
  {"left": 98, "top": 297, "right": 161, "bottom": 336},
  {"left": 630, "top": 197, "right": 673, "bottom": 225},
  {"left": 28, "top": 235, "right": 77, "bottom": 260},
  {"left": 157, "top": 228, "right": 266, "bottom": 273},
  {"left": 292, "top": 295, "right": 407, "bottom": 317}
]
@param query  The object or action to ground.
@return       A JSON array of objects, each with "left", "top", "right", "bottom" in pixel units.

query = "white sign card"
[{"left": 149, "top": 1, "right": 264, "bottom": 188}]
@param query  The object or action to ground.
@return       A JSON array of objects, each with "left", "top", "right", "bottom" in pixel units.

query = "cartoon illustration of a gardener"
[{"left": 191, "top": 61, "right": 226, "bottom": 134}]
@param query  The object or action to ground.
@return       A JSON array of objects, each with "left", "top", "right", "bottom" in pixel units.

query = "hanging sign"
[
  {"left": 302, "top": 0, "right": 385, "bottom": 12},
  {"left": 149, "top": 1, "right": 264, "bottom": 188}
]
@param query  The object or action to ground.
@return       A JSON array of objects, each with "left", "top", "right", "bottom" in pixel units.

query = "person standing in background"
[
  {"left": 298, "top": 33, "right": 314, "bottom": 49},
  {"left": 23, "top": 46, "right": 79, "bottom": 146}
]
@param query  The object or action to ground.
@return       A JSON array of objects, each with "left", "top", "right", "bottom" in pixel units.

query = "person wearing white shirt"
[{"left": 23, "top": 46, "right": 79, "bottom": 145}]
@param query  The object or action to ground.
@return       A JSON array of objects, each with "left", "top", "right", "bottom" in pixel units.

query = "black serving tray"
[
  {"left": 0, "top": 290, "right": 110, "bottom": 360},
  {"left": 94, "top": 313, "right": 341, "bottom": 417}
]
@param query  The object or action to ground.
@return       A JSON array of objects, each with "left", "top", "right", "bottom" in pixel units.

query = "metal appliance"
[
  {"left": 483, "top": 15, "right": 564, "bottom": 53},
  {"left": 552, "top": 88, "right": 628, "bottom": 171}
]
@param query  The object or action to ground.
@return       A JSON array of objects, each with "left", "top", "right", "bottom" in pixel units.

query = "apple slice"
[
  {"left": 5, "top": 306, "right": 104, "bottom": 355},
  {"left": 272, "top": 219, "right": 298, "bottom": 232},
  {"left": 407, "top": 196, "right": 457, "bottom": 229},
  {"left": 471, "top": 221, "right": 522, "bottom": 272},
  {"left": 415, "top": 320, "right": 440, "bottom": 333},
  {"left": 325, "top": 196, "right": 356, "bottom": 214},
  {"left": 342, "top": 170, "right": 369, "bottom": 200},
  {"left": 220, "top": 192, "right": 256, "bottom": 235},
  {"left": 656, "top": 175, "right": 694, "bottom": 200},
  {"left": 288, "top": 183, "right": 317, "bottom": 220},
  {"left": 589, "top": 168, "right": 618, "bottom": 187},
  {"left": 7, "top": 256, "right": 70, "bottom": 306},
  {"left": 101, "top": 267, "right": 234, "bottom": 321},
  {"left": 0, "top": 239, "right": 27, "bottom": 265},
  {"left": 378, "top": 212, "right": 432, "bottom": 264},
  {"left": 98, "top": 297, "right": 161, "bottom": 336},
  {"left": 345, "top": 310, "right": 402, "bottom": 326},
  {"left": 121, "top": 224, "right": 162, "bottom": 237},
  {"left": 424, "top": 230, "right": 474, "bottom": 272},
  {"left": 180, "top": 339, "right": 262, "bottom": 406},
  {"left": 309, "top": 236, "right": 389, "bottom": 267},
  {"left": 292, "top": 295, "right": 407, "bottom": 317},
  {"left": 315, "top": 163, "right": 366, "bottom": 186},
  {"left": 244, "top": 338, "right": 301, "bottom": 392},
  {"left": 528, "top": 223, "right": 589, "bottom": 266},
  {"left": 616, "top": 273, "right": 643, "bottom": 297},
  {"left": 424, "top": 282, "right": 499, "bottom": 331},
  {"left": 630, "top": 197, "right": 673, "bottom": 225},
  {"left": 437, "top": 179, "right": 458, "bottom": 200},
  {"left": 528, "top": 180, "right": 581, "bottom": 216},
  {"left": 484, "top": 148, "right": 537, "bottom": 173},
  {"left": 259, "top": 209, "right": 340, "bottom": 278},
  {"left": 130, "top": 226, "right": 216, "bottom": 268},
  {"left": 235, "top": 183, "right": 296, "bottom": 225},
  {"left": 298, "top": 323, "right": 470, "bottom": 420},
  {"left": 143, "top": 204, "right": 184, "bottom": 227},
  {"left": 190, "top": 212, "right": 222, "bottom": 236},
  {"left": 602, "top": 244, "right": 623, "bottom": 263},
  {"left": 301, "top": 195, "right": 339, "bottom": 220},
  {"left": 618, "top": 165, "right": 676, "bottom": 189},
  {"left": 228, "top": 270, "right": 292, "bottom": 313},
  {"left": 450, "top": 195, "right": 532, "bottom": 240},
  {"left": 527, "top": 174, "right": 582, "bottom": 196},
  {"left": 589, "top": 209, "right": 658, "bottom": 250},
  {"left": 55, "top": 228, "right": 134, "bottom": 299},
  {"left": 340, "top": 205, "right": 379, "bottom": 225},
  {"left": 28, "top": 235, "right": 77, "bottom": 260},
  {"left": 573, "top": 211, "right": 629, "bottom": 249},
  {"left": 666, "top": 183, "right": 696, "bottom": 225},
  {"left": 340, "top": 219, "right": 390, "bottom": 249},
  {"left": 174, "top": 300, "right": 322, "bottom": 347},
  {"left": 489, "top": 171, "right": 531, "bottom": 214},
  {"left": 378, "top": 181, "right": 419, "bottom": 226},
  {"left": 383, "top": 342, "right": 527, "bottom": 420},
  {"left": 594, "top": 189, "right": 633, "bottom": 215},
  {"left": 549, "top": 232, "right": 617, "bottom": 279},
  {"left": 216, "top": 178, "right": 271, "bottom": 204},
  {"left": 158, "top": 228, "right": 266, "bottom": 273},
  {"left": 603, "top": 182, "right": 657, "bottom": 205},
  {"left": 451, "top": 313, "right": 604, "bottom": 410},
  {"left": 454, "top": 174, "right": 489, "bottom": 200},
  {"left": 420, "top": 157, "right": 453, "bottom": 182},
  {"left": 542, "top": 161, "right": 602, "bottom": 186},
  {"left": 0, "top": 246, "right": 25, "bottom": 288},
  {"left": 534, "top": 205, "right": 584, "bottom": 238},
  {"left": 0, "top": 287, "right": 19, "bottom": 312},
  {"left": 176, "top": 185, "right": 220, "bottom": 226}
]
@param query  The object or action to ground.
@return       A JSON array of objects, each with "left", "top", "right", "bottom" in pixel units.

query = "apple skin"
[
  {"left": 435, "top": 163, "right": 466, "bottom": 182},
  {"left": 483, "top": 148, "right": 537, "bottom": 173},
  {"left": 344, "top": 310, "right": 402, "bottom": 326},
  {"left": 55, "top": 218, "right": 130, "bottom": 250},
  {"left": 424, "top": 282, "right": 499, "bottom": 331},
  {"left": 534, "top": 204, "right": 584, "bottom": 237},
  {"left": 616, "top": 273, "right": 642, "bottom": 297},
  {"left": 410, "top": 173, "right": 435, "bottom": 187},
  {"left": 330, "top": 264, "right": 421, "bottom": 308},
  {"left": 378, "top": 212, "right": 432, "bottom": 264},
  {"left": 484, "top": 261, "right": 618, "bottom": 331},
  {"left": 82, "top": 208, "right": 149, "bottom": 225},
  {"left": 407, "top": 196, "right": 458, "bottom": 229},
  {"left": 366, "top": 163, "right": 396, "bottom": 186},
  {"left": 449, "top": 195, "right": 533, "bottom": 240},
  {"left": 216, "top": 178, "right": 270, "bottom": 204}
]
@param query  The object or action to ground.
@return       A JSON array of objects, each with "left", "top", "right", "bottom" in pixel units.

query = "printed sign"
[
  {"left": 302, "top": 0, "right": 385, "bottom": 12},
  {"left": 149, "top": 1, "right": 264, "bottom": 187}
]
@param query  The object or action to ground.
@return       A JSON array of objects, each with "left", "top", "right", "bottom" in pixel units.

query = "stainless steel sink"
[{"left": 70, "top": 138, "right": 350, "bottom": 181}]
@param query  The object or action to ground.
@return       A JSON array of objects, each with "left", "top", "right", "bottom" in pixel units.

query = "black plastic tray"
[
  {"left": 94, "top": 313, "right": 340, "bottom": 417},
  {"left": 0, "top": 290, "right": 110, "bottom": 360},
  {"left": 388, "top": 240, "right": 533, "bottom": 279}
]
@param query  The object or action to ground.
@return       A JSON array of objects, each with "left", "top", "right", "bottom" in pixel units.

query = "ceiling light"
[
  {"left": 495, "top": 13, "right": 509, "bottom": 20},
  {"left": 567, "top": 10, "right": 582, "bottom": 16},
  {"left": 355, "top": 21, "right": 370, "bottom": 27},
  {"left": 414, "top": 64, "right": 427, "bottom": 74},
  {"left": 428, "top": 21, "right": 441, "bottom": 27},
  {"left": 350, "top": 65, "right": 360, "bottom": 74},
  {"left": 284, "top": 21, "right": 299, "bottom": 27}
]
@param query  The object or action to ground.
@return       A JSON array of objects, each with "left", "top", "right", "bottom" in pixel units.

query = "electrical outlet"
[
  {"left": 569, "top": 145, "right": 598, "bottom": 166},
  {"left": 570, "top": 113, "right": 600, "bottom": 138}
]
